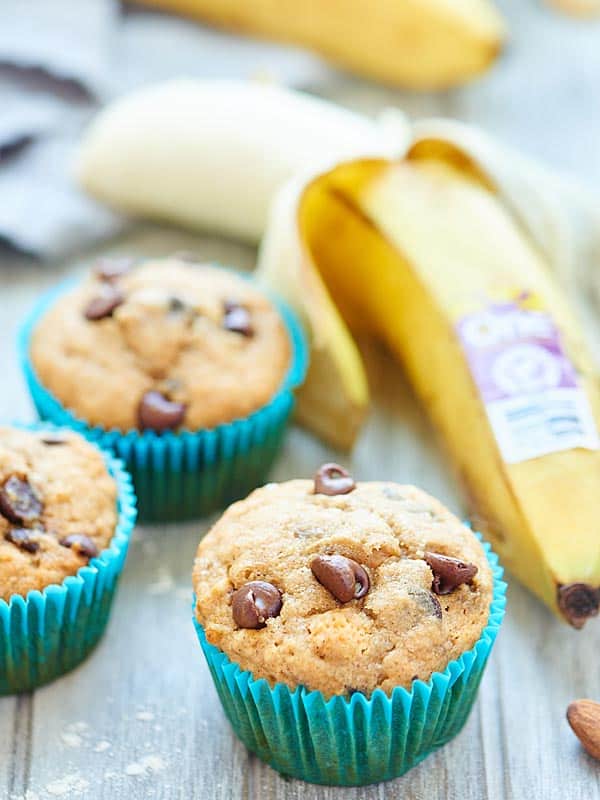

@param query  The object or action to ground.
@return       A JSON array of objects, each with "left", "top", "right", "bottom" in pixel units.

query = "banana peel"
[
  {"left": 257, "top": 138, "right": 600, "bottom": 627},
  {"left": 132, "top": 0, "right": 506, "bottom": 90},
  {"left": 259, "top": 177, "right": 369, "bottom": 449}
]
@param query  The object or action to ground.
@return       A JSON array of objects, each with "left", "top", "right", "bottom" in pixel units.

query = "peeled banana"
[
  {"left": 132, "top": 0, "right": 506, "bottom": 89},
  {"left": 75, "top": 79, "right": 405, "bottom": 244},
  {"left": 258, "top": 142, "right": 600, "bottom": 627}
]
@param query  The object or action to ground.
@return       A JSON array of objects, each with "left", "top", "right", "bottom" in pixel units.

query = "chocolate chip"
[
  {"left": 84, "top": 285, "right": 124, "bottom": 321},
  {"left": 313, "top": 463, "right": 356, "bottom": 496},
  {"left": 94, "top": 256, "right": 133, "bottom": 282},
  {"left": 424, "top": 551, "right": 478, "bottom": 595},
  {"left": 223, "top": 301, "right": 253, "bottom": 337},
  {"left": 557, "top": 583, "right": 600, "bottom": 629},
  {"left": 5, "top": 528, "right": 39, "bottom": 553},
  {"left": 168, "top": 296, "right": 187, "bottom": 313},
  {"left": 0, "top": 476, "right": 42, "bottom": 524},
  {"left": 59, "top": 534, "right": 99, "bottom": 559},
  {"left": 40, "top": 433, "right": 67, "bottom": 446},
  {"left": 311, "top": 554, "right": 370, "bottom": 603},
  {"left": 231, "top": 581, "right": 282, "bottom": 629},
  {"left": 409, "top": 587, "right": 443, "bottom": 619},
  {"left": 138, "top": 391, "right": 186, "bottom": 431}
]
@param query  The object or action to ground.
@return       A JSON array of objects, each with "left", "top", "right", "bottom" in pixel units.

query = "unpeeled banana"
[
  {"left": 258, "top": 141, "right": 600, "bottom": 627},
  {"left": 132, "top": 0, "right": 506, "bottom": 89}
]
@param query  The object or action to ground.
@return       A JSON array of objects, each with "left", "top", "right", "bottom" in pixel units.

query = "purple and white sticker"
[{"left": 457, "top": 301, "right": 598, "bottom": 464}]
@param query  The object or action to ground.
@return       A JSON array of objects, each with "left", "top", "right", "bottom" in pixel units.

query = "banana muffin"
[
  {"left": 193, "top": 464, "right": 493, "bottom": 697},
  {"left": 0, "top": 426, "right": 117, "bottom": 600},
  {"left": 29, "top": 257, "right": 291, "bottom": 432}
]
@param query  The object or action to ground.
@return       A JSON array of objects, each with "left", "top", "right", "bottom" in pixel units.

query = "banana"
[
  {"left": 132, "top": 0, "right": 506, "bottom": 89},
  {"left": 258, "top": 142, "right": 600, "bottom": 627},
  {"left": 75, "top": 79, "right": 406, "bottom": 244}
]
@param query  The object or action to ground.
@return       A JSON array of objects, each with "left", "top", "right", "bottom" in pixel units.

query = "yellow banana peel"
[
  {"left": 258, "top": 141, "right": 600, "bottom": 627},
  {"left": 133, "top": 0, "right": 506, "bottom": 89}
]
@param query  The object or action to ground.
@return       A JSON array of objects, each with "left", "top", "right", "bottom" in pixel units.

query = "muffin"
[
  {"left": 193, "top": 464, "right": 505, "bottom": 785},
  {"left": 0, "top": 424, "right": 136, "bottom": 694},
  {"left": 21, "top": 256, "right": 308, "bottom": 521}
]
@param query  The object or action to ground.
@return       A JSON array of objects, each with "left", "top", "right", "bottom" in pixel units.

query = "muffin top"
[
  {"left": 194, "top": 465, "right": 493, "bottom": 698},
  {"left": 0, "top": 427, "right": 117, "bottom": 601},
  {"left": 30, "top": 257, "right": 291, "bottom": 432}
]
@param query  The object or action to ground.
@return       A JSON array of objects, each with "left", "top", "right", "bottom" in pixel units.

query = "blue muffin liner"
[
  {"left": 18, "top": 271, "right": 309, "bottom": 522},
  {"left": 193, "top": 538, "right": 506, "bottom": 786},
  {"left": 0, "top": 423, "right": 137, "bottom": 694}
]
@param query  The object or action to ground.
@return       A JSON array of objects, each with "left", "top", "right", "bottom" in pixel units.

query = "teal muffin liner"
[
  {"left": 19, "top": 271, "right": 308, "bottom": 522},
  {"left": 193, "top": 538, "right": 506, "bottom": 786},
  {"left": 0, "top": 423, "right": 137, "bottom": 694}
]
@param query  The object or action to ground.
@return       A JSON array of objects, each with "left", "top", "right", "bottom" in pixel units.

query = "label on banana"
[{"left": 457, "top": 295, "right": 599, "bottom": 464}]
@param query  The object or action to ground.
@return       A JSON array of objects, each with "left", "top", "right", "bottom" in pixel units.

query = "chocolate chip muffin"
[
  {"left": 29, "top": 257, "right": 291, "bottom": 432},
  {"left": 193, "top": 464, "right": 493, "bottom": 697},
  {"left": 0, "top": 426, "right": 118, "bottom": 600}
]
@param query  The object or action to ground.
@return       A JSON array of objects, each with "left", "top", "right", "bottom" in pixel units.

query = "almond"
[{"left": 567, "top": 699, "right": 600, "bottom": 760}]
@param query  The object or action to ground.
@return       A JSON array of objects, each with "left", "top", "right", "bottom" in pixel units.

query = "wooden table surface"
[{"left": 2, "top": 2, "right": 600, "bottom": 797}]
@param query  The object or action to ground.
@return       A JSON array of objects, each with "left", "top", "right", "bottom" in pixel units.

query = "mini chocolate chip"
[
  {"left": 84, "top": 285, "right": 124, "bottom": 321},
  {"left": 231, "top": 581, "right": 282, "bottom": 629},
  {"left": 223, "top": 301, "right": 253, "bottom": 337},
  {"left": 94, "top": 256, "right": 133, "bottom": 282},
  {"left": 40, "top": 433, "right": 67, "bottom": 446},
  {"left": 409, "top": 587, "right": 443, "bottom": 619},
  {"left": 311, "top": 554, "right": 370, "bottom": 603},
  {"left": 0, "top": 476, "right": 42, "bottom": 524},
  {"left": 5, "top": 528, "right": 39, "bottom": 553},
  {"left": 557, "top": 583, "right": 600, "bottom": 629},
  {"left": 424, "top": 552, "right": 478, "bottom": 595},
  {"left": 168, "top": 296, "right": 187, "bottom": 313},
  {"left": 313, "top": 463, "right": 356, "bottom": 496},
  {"left": 60, "top": 534, "right": 99, "bottom": 559},
  {"left": 138, "top": 391, "right": 186, "bottom": 431}
]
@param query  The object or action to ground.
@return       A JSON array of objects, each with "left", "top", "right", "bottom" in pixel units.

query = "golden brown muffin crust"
[
  {"left": 0, "top": 427, "right": 117, "bottom": 601},
  {"left": 30, "top": 258, "right": 291, "bottom": 432},
  {"left": 194, "top": 478, "right": 493, "bottom": 698}
]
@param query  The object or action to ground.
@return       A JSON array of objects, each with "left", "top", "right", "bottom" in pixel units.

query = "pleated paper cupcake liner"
[
  {"left": 19, "top": 272, "right": 308, "bottom": 522},
  {"left": 193, "top": 539, "right": 506, "bottom": 786},
  {"left": 0, "top": 424, "right": 137, "bottom": 694}
]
